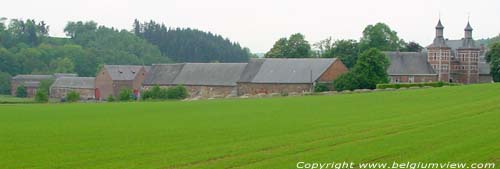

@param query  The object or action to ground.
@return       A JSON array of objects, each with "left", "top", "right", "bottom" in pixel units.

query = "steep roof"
[
  {"left": 12, "top": 75, "right": 54, "bottom": 81},
  {"left": 239, "top": 58, "right": 337, "bottom": 84},
  {"left": 385, "top": 52, "right": 436, "bottom": 75},
  {"left": 143, "top": 64, "right": 185, "bottom": 85},
  {"left": 51, "top": 77, "right": 95, "bottom": 89},
  {"left": 54, "top": 73, "right": 77, "bottom": 78},
  {"left": 479, "top": 62, "right": 491, "bottom": 75},
  {"left": 104, "top": 65, "right": 145, "bottom": 81},
  {"left": 173, "top": 63, "right": 248, "bottom": 86}
]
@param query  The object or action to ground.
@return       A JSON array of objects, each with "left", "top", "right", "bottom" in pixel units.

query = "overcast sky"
[{"left": 3, "top": 0, "right": 500, "bottom": 53}]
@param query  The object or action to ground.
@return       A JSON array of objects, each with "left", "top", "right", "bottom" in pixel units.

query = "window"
[{"left": 409, "top": 76, "right": 415, "bottom": 83}]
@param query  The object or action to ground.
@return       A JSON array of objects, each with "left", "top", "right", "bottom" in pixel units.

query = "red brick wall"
[
  {"left": 50, "top": 87, "right": 95, "bottom": 100},
  {"left": 143, "top": 84, "right": 235, "bottom": 98},
  {"left": 318, "top": 60, "right": 349, "bottom": 83},
  {"left": 95, "top": 68, "right": 114, "bottom": 99}
]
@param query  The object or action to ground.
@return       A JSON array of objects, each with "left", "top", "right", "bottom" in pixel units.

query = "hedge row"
[{"left": 376, "top": 82, "right": 460, "bottom": 89}]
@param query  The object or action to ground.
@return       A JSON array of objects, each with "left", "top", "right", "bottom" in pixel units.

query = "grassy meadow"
[{"left": 0, "top": 84, "right": 499, "bottom": 168}]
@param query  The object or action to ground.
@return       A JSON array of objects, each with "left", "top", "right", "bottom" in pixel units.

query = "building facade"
[
  {"left": 388, "top": 19, "right": 492, "bottom": 84},
  {"left": 95, "top": 65, "right": 148, "bottom": 100}
]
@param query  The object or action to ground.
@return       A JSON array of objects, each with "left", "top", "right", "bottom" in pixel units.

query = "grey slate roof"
[
  {"left": 54, "top": 73, "right": 77, "bottom": 78},
  {"left": 12, "top": 74, "right": 54, "bottom": 81},
  {"left": 239, "top": 58, "right": 337, "bottom": 84},
  {"left": 479, "top": 62, "right": 491, "bottom": 75},
  {"left": 104, "top": 65, "right": 145, "bottom": 81},
  {"left": 385, "top": 52, "right": 436, "bottom": 75},
  {"left": 143, "top": 64, "right": 185, "bottom": 85},
  {"left": 173, "top": 63, "right": 248, "bottom": 86},
  {"left": 51, "top": 77, "right": 95, "bottom": 89}
]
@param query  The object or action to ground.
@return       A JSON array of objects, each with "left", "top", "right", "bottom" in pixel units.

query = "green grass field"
[
  {"left": 0, "top": 84, "right": 499, "bottom": 168},
  {"left": 0, "top": 95, "right": 34, "bottom": 104}
]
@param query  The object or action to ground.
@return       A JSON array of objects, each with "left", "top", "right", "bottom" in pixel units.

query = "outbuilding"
[
  {"left": 50, "top": 77, "right": 96, "bottom": 100},
  {"left": 236, "top": 58, "right": 348, "bottom": 95}
]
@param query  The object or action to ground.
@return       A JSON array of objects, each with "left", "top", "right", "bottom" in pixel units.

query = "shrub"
[
  {"left": 34, "top": 90, "right": 49, "bottom": 103},
  {"left": 66, "top": 91, "right": 80, "bottom": 102},
  {"left": 118, "top": 88, "right": 133, "bottom": 101},
  {"left": 167, "top": 85, "right": 188, "bottom": 100},
  {"left": 16, "top": 85, "right": 27, "bottom": 98},
  {"left": 376, "top": 82, "right": 459, "bottom": 89},
  {"left": 333, "top": 73, "right": 360, "bottom": 91},
  {"left": 141, "top": 85, "right": 168, "bottom": 100},
  {"left": 107, "top": 95, "right": 115, "bottom": 102},
  {"left": 314, "top": 83, "right": 331, "bottom": 92}
]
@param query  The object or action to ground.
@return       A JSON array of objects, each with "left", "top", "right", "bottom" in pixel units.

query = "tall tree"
[
  {"left": 265, "top": 38, "right": 288, "bottom": 58},
  {"left": 322, "top": 39, "right": 360, "bottom": 68},
  {"left": 333, "top": 48, "right": 390, "bottom": 90},
  {"left": 486, "top": 42, "right": 500, "bottom": 82},
  {"left": 265, "top": 33, "right": 311, "bottom": 58},
  {"left": 359, "top": 23, "right": 406, "bottom": 52}
]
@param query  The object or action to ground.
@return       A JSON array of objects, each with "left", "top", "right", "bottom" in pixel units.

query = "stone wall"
[
  {"left": 479, "top": 74, "right": 493, "bottom": 83},
  {"left": 50, "top": 87, "right": 95, "bottom": 100},
  {"left": 237, "top": 83, "right": 312, "bottom": 96},
  {"left": 143, "top": 85, "right": 236, "bottom": 98}
]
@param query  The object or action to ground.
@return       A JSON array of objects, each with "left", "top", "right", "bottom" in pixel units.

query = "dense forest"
[
  {"left": 133, "top": 20, "right": 252, "bottom": 63},
  {"left": 0, "top": 18, "right": 253, "bottom": 94}
]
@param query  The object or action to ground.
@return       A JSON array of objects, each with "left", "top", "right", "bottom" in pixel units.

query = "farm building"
[
  {"left": 95, "top": 65, "right": 148, "bottom": 100},
  {"left": 385, "top": 52, "right": 438, "bottom": 83},
  {"left": 11, "top": 75, "right": 54, "bottom": 97},
  {"left": 50, "top": 77, "right": 96, "bottom": 100},
  {"left": 237, "top": 58, "right": 348, "bottom": 95},
  {"left": 144, "top": 63, "right": 247, "bottom": 98}
]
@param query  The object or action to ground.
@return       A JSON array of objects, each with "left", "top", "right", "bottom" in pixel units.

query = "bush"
[
  {"left": 34, "top": 90, "right": 49, "bottom": 103},
  {"left": 16, "top": 85, "right": 27, "bottom": 98},
  {"left": 333, "top": 73, "right": 360, "bottom": 91},
  {"left": 107, "top": 95, "right": 115, "bottom": 102},
  {"left": 314, "top": 83, "right": 331, "bottom": 92},
  {"left": 141, "top": 85, "right": 168, "bottom": 100},
  {"left": 66, "top": 91, "right": 80, "bottom": 102},
  {"left": 167, "top": 85, "right": 188, "bottom": 100},
  {"left": 118, "top": 88, "right": 134, "bottom": 101},
  {"left": 376, "top": 82, "right": 459, "bottom": 89}
]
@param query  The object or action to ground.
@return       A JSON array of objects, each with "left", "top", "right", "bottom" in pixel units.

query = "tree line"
[
  {"left": 133, "top": 20, "right": 252, "bottom": 63},
  {"left": 0, "top": 18, "right": 253, "bottom": 94}
]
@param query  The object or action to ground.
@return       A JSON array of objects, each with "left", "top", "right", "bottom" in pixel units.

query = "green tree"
[
  {"left": 50, "top": 57, "right": 74, "bottom": 73},
  {"left": 403, "top": 41, "right": 423, "bottom": 52},
  {"left": 333, "top": 48, "right": 390, "bottom": 91},
  {"left": 265, "top": 38, "right": 288, "bottom": 58},
  {"left": 15, "top": 85, "right": 27, "bottom": 97},
  {"left": 322, "top": 39, "right": 360, "bottom": 68},
  {"left": 359, "top": 23, "right": 406, "bottom": 52},
  {"left": 486, "top": 42, "right": 500, "bottom": 82},
  {"left": 35, "top": 89, "right": 49, "bottom": 103},
  {"left": 66, "top": 91, "right": 80, "bottom": 102},
  {"left": 265, "top": 33, "right": 311, "bottom": 58},
  {"left": 0, "top": 72, "right": 11, "bottom": 94}
]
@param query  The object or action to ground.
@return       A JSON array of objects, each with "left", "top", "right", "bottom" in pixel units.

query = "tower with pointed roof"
[
  {"left": 427, "top": 19, "right": 452, "bottom": 82},
  {"left": 455, "top": 21, "right": 480, "bottom": 84}
]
